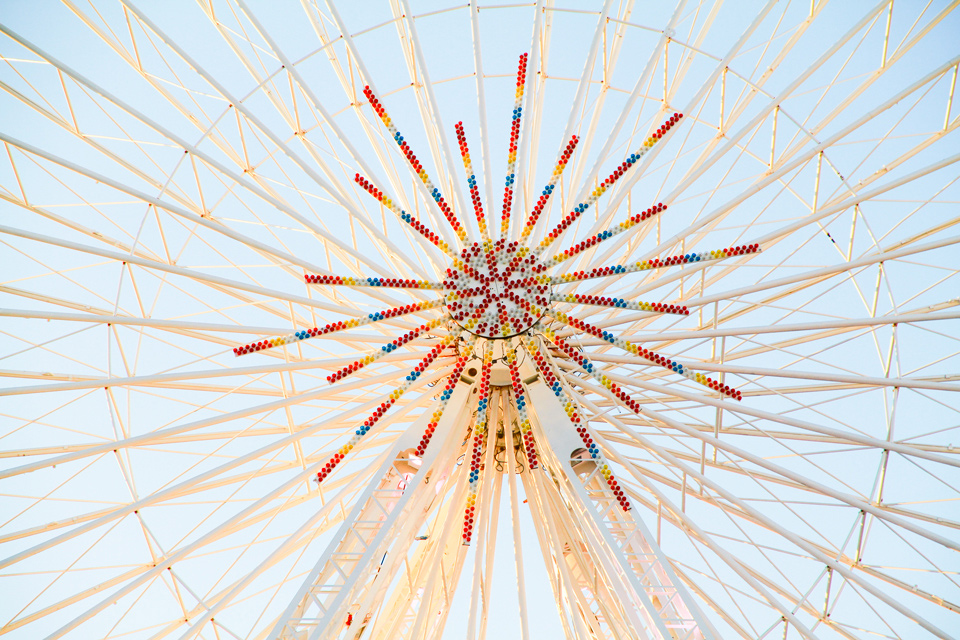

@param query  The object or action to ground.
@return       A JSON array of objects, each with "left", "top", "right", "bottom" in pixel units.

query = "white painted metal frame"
[{"left": 0, "top": 1, "right": 958, "bottom": 639}]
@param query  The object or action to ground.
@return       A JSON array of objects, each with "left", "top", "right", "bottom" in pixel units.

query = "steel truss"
[{"left": 1, "top": 1, "right": 959, "bottom": 639}]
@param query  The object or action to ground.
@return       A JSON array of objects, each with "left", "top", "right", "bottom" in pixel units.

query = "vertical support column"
[
  {"left": 520, "top": 464, "right": 597, "bottom": 640},
  {"left": 465, "top": 382, "right": 499, "bottom": 640},
  {"left": 522, "top": 363, "right": 717, "bottom": 640},
  {"left": 531, "top": 470, "right": 640, "bottom": 639},
  {"left": 502, "top": 395, "right": 531, "bottom": 640},
  {"left": 270, "top": 376, "right": 476, "bottom": 640}
]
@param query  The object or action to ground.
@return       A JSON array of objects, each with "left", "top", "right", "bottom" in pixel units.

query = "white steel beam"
[
  {"left": 0, "top": 382, "right": 437, "bottom": 575},
  {"left": 551, "top": 0, "right": 636, "bottom": 223},
  {"left": 572, "top": 380, "right": 956, "bottom": 639},
  {"left": 357, "top": 463, "right": 458, "bottom": 638},
  {"left": 556, "top": 363, "right": 960, "bottom": 469},
  {"left": 587, "top": 307, "right": 960, "bottom": 342},
  {"left": 523, "top": 357, "right": 718, "bottom": 640},
  {"left": 521, "top": 464, "right": 596, "bottom": 640},
  {"left": 561, "top": 0, "right": 686, "bottom": 224},
  {"left": 121, "top": 0, "right": 426, "bottom": 279},
  {"left": 229, "top": 0, "right": 442, "bottom": 281},
  {"left": 583, "top": 53, "right": 960, "bottom": 274},
  {"left": 537, "top": 473, "right": 641, "bottom": 639},
  {"left": 568, "top": 372, "right": 960, "bottom": 553},
  {"left": 294, "top": 0, "right": 448, "bottom": 276},
  {"left": 0, "top": 348, "right": 437, "bottom": 398},
  {"left": 571, "top": 397, "right": 826, "bottom": 640},
  {"left": 568, "top": 0, "right": 782, "bottom": 257},
  {"left": 267, "top": 374, "right": 476, "bottom": 639},
  {"left": 464, "top": 385, "right": 499, "bottom": 640},
  {"left": 515, "top": 470, "right": 577, "bottom": 640},
  {"left": 319, "top": 0, "right": 455, "bottom": 255},
  {"left": 511, "top": 0, "right": 547, "bottom": 241},
  {"left": 0, "top": 19, "right": 424, "bottom": 284},
  {"left": 473, "top": 389, "right": 506, "bottom": 640},
  {"left": 502, "top": 395, "right": 531, "bottom": 640},
  {"left": 0, "top": 358, "right": 451, "bottom": 481},
  {"left": 395, "top": 0, "right": 470, "bottom": 241},
  {"left": 360, "top": 432, "right": 474, "bottom": 640},
  {"left": 554, "top": 0, "right": 614, "bottom": 167},
  {"left": 468, "top": 0, "right": 495, "bottom": 234}
]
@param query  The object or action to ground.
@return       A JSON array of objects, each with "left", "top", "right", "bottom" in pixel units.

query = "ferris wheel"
[{"left": 1, "top": 0, "right": 959, "bottom": 638}]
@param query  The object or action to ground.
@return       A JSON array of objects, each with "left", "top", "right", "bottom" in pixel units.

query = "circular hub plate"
[{"left": 444, "top": 240, "right": 552, "bottom": 338}]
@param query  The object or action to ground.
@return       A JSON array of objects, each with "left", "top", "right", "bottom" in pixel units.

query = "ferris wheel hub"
[{"left": 445, "top": 240, "right": 552, "bottom": 338}]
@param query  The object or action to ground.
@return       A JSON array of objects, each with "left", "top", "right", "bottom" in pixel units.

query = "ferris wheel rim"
[{"left": 1, "top": 1, "right": 959, "bottom": 639}]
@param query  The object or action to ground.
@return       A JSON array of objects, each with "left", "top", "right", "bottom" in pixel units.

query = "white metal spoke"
[{"left": 2, "top": 3, "right": 958, "bottom": 639}]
